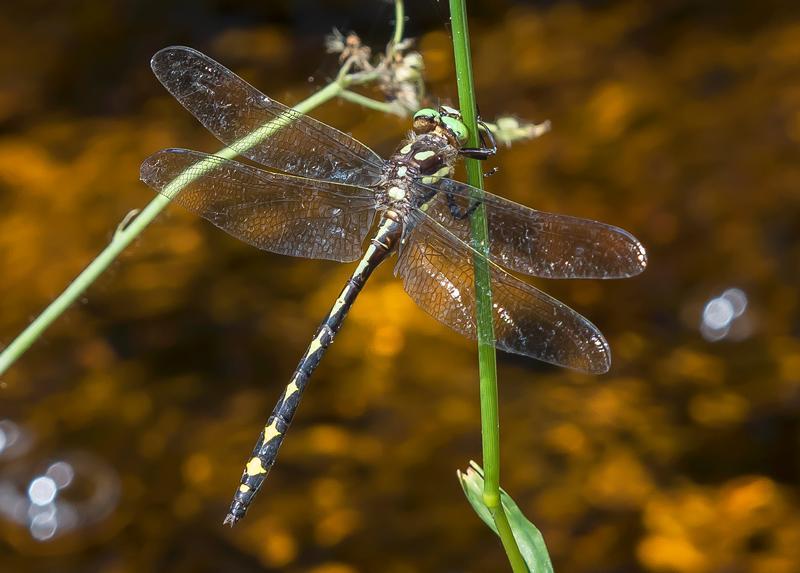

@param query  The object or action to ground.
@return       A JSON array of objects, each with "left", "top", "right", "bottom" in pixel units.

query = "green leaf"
[{"left": 458, "top": 461, "right": 554, "bottom": 573}]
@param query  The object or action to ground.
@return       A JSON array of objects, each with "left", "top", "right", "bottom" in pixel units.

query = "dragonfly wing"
[
  {"left": 415, "top": 178, "right": 647, "bottom": 279},
  {"left": 150, "top": 46, "right": 385, "bottom": 186},
  {"left": 395, "top": 212, "right": 611, "bottom": 373},
  {"left": 141, "top": 149, "right": 377, "bottom": 262}
]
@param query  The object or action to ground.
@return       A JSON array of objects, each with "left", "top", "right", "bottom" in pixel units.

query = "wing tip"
[
  {"left": 607, "top": 224, "right": 648, "bottom": 278},
  {"left": 589, "top": 351, "right": 611, "bottom": 375},
  {"left": 150, "top": 45, "right": 197, "bottom": 72},
  {"left": 151, "top": 46, "right": 215, "bottom": 91},
  {"left": 139, "top": 151, "right": 162, "bottom": 185},
  {"left": 582, "top": 332, "right": 611, "bottom": 375},
  {"left": 636, "top": 241, "right": 648, "bottom": 273},
  {"left": 139, "top": 148, "right": 192, "bottom": 187},
  {"left": 626, "top": 234, "right": 648, "bottom": 277}
]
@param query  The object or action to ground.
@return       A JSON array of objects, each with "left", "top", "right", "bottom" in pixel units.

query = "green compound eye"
[
  {"left": 413, "top": 108, "right": 440, "bottom": 121},
  {"left": 441, "top": 115, "right": 469, "bottom": 144}
]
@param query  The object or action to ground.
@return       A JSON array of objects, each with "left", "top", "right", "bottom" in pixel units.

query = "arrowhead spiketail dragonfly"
[{"left": 140, "top": 47, "right": 647, "bottom": 525}]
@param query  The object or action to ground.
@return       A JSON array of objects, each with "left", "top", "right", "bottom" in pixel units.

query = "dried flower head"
[
  {"left": 379, "top": 39, "right": 426, "bottom": 114},
  {"left": 487, "top": 116, "right": 552, "bottom": 147},
  {"left": 325, "top": 28, "right": 372, "bottom": 70}
]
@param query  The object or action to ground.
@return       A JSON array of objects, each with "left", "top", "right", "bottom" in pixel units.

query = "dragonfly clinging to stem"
[{"left": 140, "top": 46, "right": 647, "bottom": 525}]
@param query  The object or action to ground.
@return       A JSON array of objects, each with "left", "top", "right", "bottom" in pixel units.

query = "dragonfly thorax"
[
  {"left": 379, "top": 132, "right": 458, "bottom": 212},
  {"left": 387, "top": 132, "right": 458, "bottom": 185}
]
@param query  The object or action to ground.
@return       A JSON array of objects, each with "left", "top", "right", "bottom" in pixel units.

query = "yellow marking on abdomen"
[
  {"left": 283, "top": 380, "right": 300, "bottom": 401},
  {"left": 263, "top": 419, "right": 282, "bottom": 442},
  {"left": 331, "top": 295, "right": 348, "bottom": 315},
  {"left": 307, "top": 337, "right": 324, "bottom": 355},
  {"left": 246, "top": 457, "right": 267, "bottom": 476},
  {"left": 239, "top": 484, "right": 251, "bottom": 493}
]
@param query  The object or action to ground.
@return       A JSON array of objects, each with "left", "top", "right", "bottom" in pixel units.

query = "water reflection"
[
  {"left": 0, "top": 419, "right": 33, "bottom": 460},
  {"left": 0, "top": 421, "right": 120, "bottom": 543},
  {"left": 28, "top": 504, "right": 58, "bottom": 541},
  {"left": 27, "top": 476, "right": 58, "bottom": 506},
  {"left": 2, "top": 0, "right": 799, "bottom": 569},
  {"left": 46, "top": 461, "right": 75, "bottom": 489},
  {"left": 700, "top": 288, "right": 750, "bottom": 342}
]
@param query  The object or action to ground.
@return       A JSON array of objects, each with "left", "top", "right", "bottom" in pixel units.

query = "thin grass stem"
[
  {"left": 393, "top": 0, "right": 405, "bottom": 47},
  {"left": 339, "top": 90, "right": 405, "bottom": 116},
  {"left": 0, "top": 1, "right": 409, "bottom": 376}
]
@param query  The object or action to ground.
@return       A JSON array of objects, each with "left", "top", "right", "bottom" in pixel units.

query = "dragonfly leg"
[
  {"left": 414, "top": 185, "right": 439, "bottom": 209},
  {"left": 459, "top": 147, "right": 494, "bottom": 160},
  {"left": 459, "top": 119, "right": 497, "bottom": 160},
  {"left": 447, "top": 192, "right": 482, "bottom": 221}
]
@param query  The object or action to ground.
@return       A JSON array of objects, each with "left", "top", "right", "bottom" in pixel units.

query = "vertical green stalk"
[
  {"left": 448, "top": 1, "right": 527, "bottom": 571},
  {"left": 392, "top": 0, "right": 405, "bottom": 46}
]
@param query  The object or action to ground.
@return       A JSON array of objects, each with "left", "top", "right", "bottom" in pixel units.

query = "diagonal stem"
[
  {"left": 339, "top": 90, "right": 405, "bottom": 116},
  {"left": 0, "top": 81, "right": 342, "bottom": 376},
  {"left": 0, "top": 0, "right": 410, "bottom": 377}
]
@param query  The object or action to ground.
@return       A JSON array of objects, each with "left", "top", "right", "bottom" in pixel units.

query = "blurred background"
[{"left": 1, "top": 0, "right": 799, "bottom": 571}]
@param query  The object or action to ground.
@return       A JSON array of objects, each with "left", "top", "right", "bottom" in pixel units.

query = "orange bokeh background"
[{"left": 2, "top": 1, "right": 799, "bottom": 571}]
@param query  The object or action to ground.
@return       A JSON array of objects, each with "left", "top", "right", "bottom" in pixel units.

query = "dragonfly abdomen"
[
  {"left": 224, "top": 214, "right": 403, "bottom": 525},
  {"left": 224, "top": 323, "right": 332, "bottom": 525}
]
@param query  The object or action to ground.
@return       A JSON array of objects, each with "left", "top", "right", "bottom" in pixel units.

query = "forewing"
[
  {"left": 150, "top": 46, "right": 385, "bottom": 186},
  {"left": 416, "top": 178, "right": 647, "bottom": 279},
  {"left": 395, "top": 212, "right": 611, "bottom": 373},
  {"left": 141, "top": 149, "right": 377, "bottom": 262}
]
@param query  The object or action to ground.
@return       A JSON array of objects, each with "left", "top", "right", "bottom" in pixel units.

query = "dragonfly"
[{"left": 140, "top": 46, "right": 647, "bottom": 525}]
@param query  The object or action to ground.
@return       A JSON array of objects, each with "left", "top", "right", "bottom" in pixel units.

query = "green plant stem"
[
  {"left": 393, "top": 0, "right": 405, "bottom": 47},
  {"left": 0, "top": 0, "right": 410, "bottom": 377},
  {"left": 448, "top": 1, "right": 527, "bottom": 571},
  {"left": 339, "top": 90, "right": 405, "bottom": 116},
  {"left": 0, "top": 81, "right": 342, "bottom": 376}
]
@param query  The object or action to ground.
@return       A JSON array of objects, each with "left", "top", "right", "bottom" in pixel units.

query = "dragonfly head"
[{"left": 413, "top": 106, "right": 469, "bottom": 148}]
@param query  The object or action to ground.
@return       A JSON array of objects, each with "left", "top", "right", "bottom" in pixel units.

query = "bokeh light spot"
[
  {"left": 46, "top": 461, "right": 75, "bottom": 489},
  {"left": 27, "top": 476, "right": 57, "bottom": 506},
  {"left": 29, "top": 511, "right": 58, "bottom": 541},
  {"left": 700, "top": 288, "right": 749, "bottom": 341},
  {"left": 0, "top": 419, "right": 20, "bottom": 455},
  {"left": 703, "top": 297, "right": 734, "bottom": 330}
]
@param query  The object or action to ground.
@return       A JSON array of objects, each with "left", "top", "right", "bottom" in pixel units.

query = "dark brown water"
[{"left": 2, "top": 1, "right": 799, "bottom": 571}]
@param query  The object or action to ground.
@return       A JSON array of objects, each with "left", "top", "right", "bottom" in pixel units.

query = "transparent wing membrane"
[
  {"left": 396, "top": 213, "right": 611, "bottom": 373},
  {"left": 141, "top": 149, "right": 377, "bottom": 262},
  {"left": 144, "top": 45, "right": 650, "bottom": 526},
  {"left": 151, "top": 46, "right": 385, "bottom": 186},
  {"left": 417, "top": 178, "right": 647, "bottom": 280}
]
